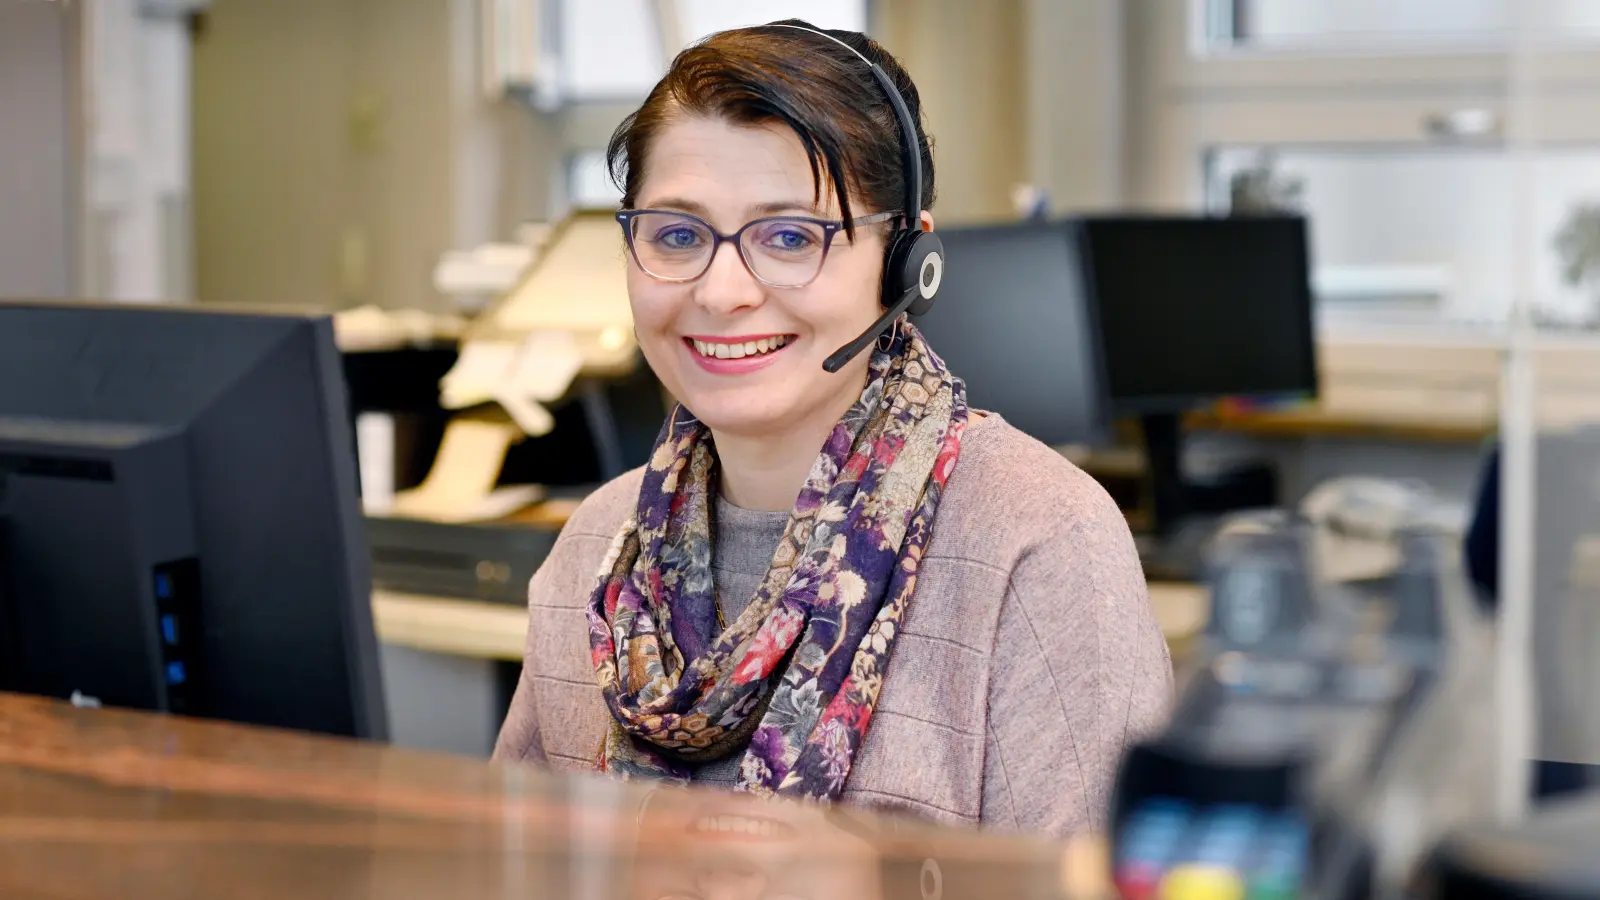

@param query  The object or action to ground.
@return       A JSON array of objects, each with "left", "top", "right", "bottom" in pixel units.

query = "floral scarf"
[{"left": 586, "top": 323, "right": 967, "bottom": 801}]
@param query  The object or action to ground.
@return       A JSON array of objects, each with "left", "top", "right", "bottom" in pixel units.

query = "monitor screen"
[
  {"left": 0, "top": 301, "right": 386, "bottom": 740},
  {"left": 913, "top": 222, "right": 1109, "bottom": 447},
  {"left": 1076, "top": 216, "right": 1316, "bottom": 412}
]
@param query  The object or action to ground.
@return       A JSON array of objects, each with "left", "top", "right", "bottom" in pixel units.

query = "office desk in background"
[
  {"left": 0, "top": 693, "right": 1104, "bottom": 899},
  {"left": 372, "top": 584, "right": 1212, "bottom": 664},
  {"left": 369, "top": 501, "right": 1212, "bottom": 756}
]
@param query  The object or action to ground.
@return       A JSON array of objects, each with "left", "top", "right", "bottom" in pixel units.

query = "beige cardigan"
[{"left": 494, "top": 415, "right": 1173, "bottom": 836}]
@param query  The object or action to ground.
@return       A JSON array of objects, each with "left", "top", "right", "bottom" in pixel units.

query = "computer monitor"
[
  {"left": 0, "top": 300, "right": 387, "bottom": 740},
  {"left": 1074, "top": 215, "right": 1317, "bottom": 413},
  {"left": 1072, "top": 216, "right": 1318, "bottom": 539},
  {"left": 912, "top": 221, "right": 1110, "bottom": 447}
]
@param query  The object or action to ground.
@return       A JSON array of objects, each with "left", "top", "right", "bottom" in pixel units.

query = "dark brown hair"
[{"left": 605, "top": 19, "right": 935, "bottom": 238}]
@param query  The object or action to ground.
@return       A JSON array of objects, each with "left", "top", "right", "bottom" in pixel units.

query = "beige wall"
[
  {"left": 1025, "top": 0, "right": 1126, "bottom": 212},
  {"left": 192, "top": 0, "right": 360, "bottom": 309},
  {"left": 192, "top": 0, "right": 1129, "bottom": 309},
  {"left": 0, "top": 0, "right": 77, "bottom": 298},
  {"left": 876, "top": 0, "right": 1127, "bottom": 224},
  {"left": 193, "top": 0, "right": 557, "bottom": 312},
  {"left": 877, "top": 0, "right": 1026, "bottom": 224}
]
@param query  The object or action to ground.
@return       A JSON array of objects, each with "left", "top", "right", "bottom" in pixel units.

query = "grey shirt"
[
  {"left": 690, "top": 498, "right": 793, "bottom": 786},
  {"left": 494, "top": 414, "right": 1174, "bottom": 835}
]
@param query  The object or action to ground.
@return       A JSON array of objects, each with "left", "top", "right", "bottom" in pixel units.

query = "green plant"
[{"left": 1554, "top": 202, "right": 1600, "bottom": 289}]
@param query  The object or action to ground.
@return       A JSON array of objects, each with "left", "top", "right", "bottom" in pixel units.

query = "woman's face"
[{"left": 626, "top": 115, "right": 888, "bottom": 439}]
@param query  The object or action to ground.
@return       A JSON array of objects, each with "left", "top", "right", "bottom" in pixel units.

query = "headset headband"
[{"left": 762, "top": 23, "right": 924, "bottom": 232}]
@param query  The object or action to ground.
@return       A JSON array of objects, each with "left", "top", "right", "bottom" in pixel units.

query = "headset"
[{"left": 764, "top": 23, "right": 945, "bottom": 374}]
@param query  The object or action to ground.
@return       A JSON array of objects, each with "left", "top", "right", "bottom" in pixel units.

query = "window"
[
  {"left": 554, "top": 0, "right": 871, "bottom": 210},
  {"left": 1207, "top": 147, "right": 1600, "bottom": 329},
  {"left": 1200, "top": 0, "right": 1600, "bottom": 54},
  {"left": 1132, "top": 2, "right": 1600, "bottom": 330},
  {"left": 559, "top": 0, "right": 870, "bottom": 103}
]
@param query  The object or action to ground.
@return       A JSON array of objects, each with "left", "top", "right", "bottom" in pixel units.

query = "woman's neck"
[{"left": 711, "top": 377, "right": 866, "bottom": 512}]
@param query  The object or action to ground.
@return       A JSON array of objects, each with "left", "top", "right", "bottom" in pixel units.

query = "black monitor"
[
  {"left": 1073, "top": 215, "right": 1318, "bottom": 540},
  {"left": 0, "top": 300, "right": 387, "bottom": 740},
  {"left": 912, "top": 221, "right": 1110, "bottom": 447},
  {"left": 1075, "top": 215, "right": 1317, "bottom": 412}
]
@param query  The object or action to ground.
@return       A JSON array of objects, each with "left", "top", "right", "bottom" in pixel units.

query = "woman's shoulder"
[
  {"left": 934, "top": 414, "right": 1135, "bottom": 567},
  {"left": 525, "top": 469, "right": 642, "bottom": 606},
  {"left": 559, "top": 468, "right": 645, "bottom": 540}
]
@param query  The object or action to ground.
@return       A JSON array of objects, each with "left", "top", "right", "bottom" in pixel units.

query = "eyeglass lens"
[{"left": 627, "top": 212, "right": 830, "bottom": 287}]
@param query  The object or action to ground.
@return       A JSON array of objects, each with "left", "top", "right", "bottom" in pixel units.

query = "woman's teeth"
[
  {"left": 691, "top": 336, "right": 792, "bottom": 359},
  {"left": 691, "top": 815, "right": 780, "bottom": 838}
]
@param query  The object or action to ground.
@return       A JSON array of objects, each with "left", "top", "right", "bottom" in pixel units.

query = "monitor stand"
[{"left": 1134, "top": 413, "right": 1278, "bottom": 582}]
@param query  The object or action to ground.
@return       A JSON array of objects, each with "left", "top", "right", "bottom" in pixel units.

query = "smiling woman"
[{"left": 494, "top": 19, "right": 1174, "bottom": 837}]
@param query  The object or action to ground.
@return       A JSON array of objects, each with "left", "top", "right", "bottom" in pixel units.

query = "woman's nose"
[{"left": 694, "top": 241, "right": 764, "bottom": 315}]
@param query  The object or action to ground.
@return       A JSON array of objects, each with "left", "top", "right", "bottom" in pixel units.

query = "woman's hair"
[{"left": 605, "top": 19, "right": 935, "bottom": 238}]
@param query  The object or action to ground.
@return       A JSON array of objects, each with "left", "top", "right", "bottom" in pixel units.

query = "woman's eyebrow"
[
  {"left": 747, "top": 200, "right": 828, "bottom": 217},
  {"left": 638, "top": 197, "right": 829, "bottom": 219},
  {"left": 638, "top": 196, "right": 709, "bottom": 216}
]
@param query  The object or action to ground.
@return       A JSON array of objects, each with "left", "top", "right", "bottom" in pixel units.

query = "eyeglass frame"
[{"left": 614, "top": 208, "right": 900, "bottom": 289}]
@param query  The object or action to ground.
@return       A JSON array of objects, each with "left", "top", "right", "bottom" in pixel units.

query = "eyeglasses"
[{"left": 616, "top": 209, "right": 897, "bottom": 289}]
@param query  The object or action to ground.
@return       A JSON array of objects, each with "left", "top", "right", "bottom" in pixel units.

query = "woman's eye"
[
  {"left": 762, "top": 227, "right": 817, "bottom": 252},
  {"left": 654, "top": 227, "right": 703, "bottom": 250}
]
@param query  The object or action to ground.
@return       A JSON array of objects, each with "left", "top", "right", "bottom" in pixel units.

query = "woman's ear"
[{"left": 919, "top": 211, "right": 935, "bottom": 232}]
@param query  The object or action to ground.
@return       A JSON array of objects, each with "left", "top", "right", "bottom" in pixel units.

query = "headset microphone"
[
  {"left": 823, "top": 235, "right": 944, "bottom": 372},
  {"left": 766, "top": 24, "right": 946, "bottom": 374}
]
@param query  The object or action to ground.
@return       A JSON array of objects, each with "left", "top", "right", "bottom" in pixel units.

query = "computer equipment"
[
  {"left": 911, "top": 221, "right": 1111, "bottom": 447},
  {"left": 0, "top": 300, "right": 388, "bottom": 740},
  {"left": 1113, "top": 525, "right": 1502, "bottom": 900},
  {"left": 1073, "top": 215, "right": 1318, "bottom": 542}
]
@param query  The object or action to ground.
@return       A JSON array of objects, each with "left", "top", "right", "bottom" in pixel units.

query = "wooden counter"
[
  {"left": 372, "top": 582, "right": 1211, "bottom": 663},
  {"left": 0, "top": 693, "right": 1106, "bottom": 899},
  {"left": 369, "top": 501, "right": 1211, "bottom": 663},
  {"left": 372, "top": 590, "right": 528, "bottom": 661},
  {"left": 1184, "top": 406, "right": 1493, "bottom": 444}
]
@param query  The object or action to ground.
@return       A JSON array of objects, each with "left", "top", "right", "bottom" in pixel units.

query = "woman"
[{"left": 495, "top": 19, "right": 1172, "bottom": 835}]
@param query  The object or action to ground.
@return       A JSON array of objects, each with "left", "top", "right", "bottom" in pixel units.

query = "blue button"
[
  {"left": 160, "top": 614, "right": 179, "bottom": 645},
  {"left": 166, "top": 660, "right": 186, "bottom": 685},
  {"left": 155, "top": 573, "right": 174, "bottom": 600}
]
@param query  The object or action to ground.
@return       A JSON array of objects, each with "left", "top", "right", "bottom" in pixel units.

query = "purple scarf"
[{"left": 585, "top": 323, "right": 967, "bottom": 800}]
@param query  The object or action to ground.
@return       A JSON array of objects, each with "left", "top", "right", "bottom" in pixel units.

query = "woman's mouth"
[
  {"left": 686, "top": 335, "right": 794, "bottom": 360},
  {"left": 683, "top": 334, "right": 796, "bottom": 374}
]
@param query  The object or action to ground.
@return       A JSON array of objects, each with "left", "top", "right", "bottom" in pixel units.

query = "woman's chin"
[{"left": 685, "top": 402, "right": 794, "bottom": 439}]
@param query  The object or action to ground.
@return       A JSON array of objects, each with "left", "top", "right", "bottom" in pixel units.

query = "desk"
[
  {"left": 0, "top": 693, "right": 1107, "bottom": 898},
  {"left": 372, "top": 590, "right": 527, "bottom": 661},
  {"left": 1185, "top": 406, "right": 1492, "bottom": 444},
  {"left": 371, "top": 583, "right": 1212, "bottom": 664}
]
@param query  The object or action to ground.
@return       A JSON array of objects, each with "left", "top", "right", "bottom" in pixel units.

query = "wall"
[
  {"left": 0, "top": 0, "right": 76, "bottom": 298},
  {"left": 876, "top": 0, "right": 1027, "bottom": 223},
  {"left": 190, "top": 0, "right": 1131, "bottom": 306},
  {"left": 1023, "top": 0, "right": 1126, "bottom": 213},
  {"left": 875, "top": 0, "right": 1128, "bottom": 223},
  {"left": 192, "top": 0, "right": 360, "bottom": 309},
  {"left": 193, "top": 0, "right": 558, "bottom": 312}
]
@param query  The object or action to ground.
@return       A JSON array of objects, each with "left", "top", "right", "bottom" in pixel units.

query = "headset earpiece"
[
  {"left": 881, "top": 229, "right": 943, "bottom": 317},
  {"left": 904, "top": 231, "right": 943, "bottom": 317}
]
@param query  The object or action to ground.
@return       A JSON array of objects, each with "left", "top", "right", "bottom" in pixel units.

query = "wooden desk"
[
  {"left": 372, "top": 590, "right": 527, "bottom": 661},
  {"left": 1184, "top": 406, "right": 1493, "bottom": 444},
  {"left": 372, "top": 583, "right": 1212, "bottom": 663},
  {"left": 369, "top": 502, "right": 1211, "bottom": 663},
  {"left": 0, "top": 693, "right": 1107, "bottom": 899}
]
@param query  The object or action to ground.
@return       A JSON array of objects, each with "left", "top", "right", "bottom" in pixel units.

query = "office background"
[{"left": 7, "top": 0, "right": 1600, "bottom": 767}]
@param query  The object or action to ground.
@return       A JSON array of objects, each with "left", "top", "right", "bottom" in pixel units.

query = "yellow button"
[{"left": 1160, "top": 864, "right": 1245, "bottom": 900}]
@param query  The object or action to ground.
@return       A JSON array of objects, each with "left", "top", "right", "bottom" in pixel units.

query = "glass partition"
[{"left": 1493, "top": 0, "right": 1600, "bottom": 812}]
